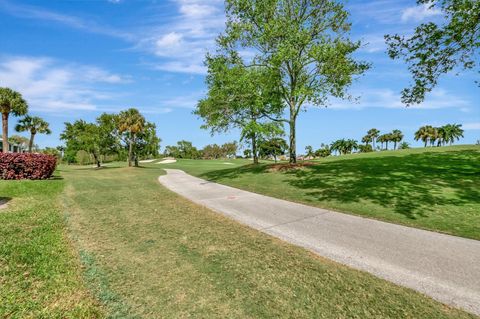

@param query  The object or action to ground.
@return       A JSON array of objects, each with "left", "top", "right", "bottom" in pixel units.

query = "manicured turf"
[
  {"left": 159, "top": 145, "right": 480, "bottom": 239},
  {"left": 59, "top": 163, "right": 472, "bottom": 318},
  {"left": 0, "top": 175, "right": 102, "bottom": 317}
]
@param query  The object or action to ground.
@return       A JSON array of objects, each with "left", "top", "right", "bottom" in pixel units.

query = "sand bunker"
[
  {"left": 139, "top": 159, "right": 156, "bottom": 163},
  {"left": 156, "top": 159, "right": 177, "bottom": 164}
]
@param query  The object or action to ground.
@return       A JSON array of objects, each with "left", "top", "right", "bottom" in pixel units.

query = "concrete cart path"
[{"left": 158, "top": 169, "right": 480, "bottom": 316}]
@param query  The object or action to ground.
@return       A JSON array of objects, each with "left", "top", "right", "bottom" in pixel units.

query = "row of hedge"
[{"left": 0, "top": 153, "right": 57, "bottom": 180}]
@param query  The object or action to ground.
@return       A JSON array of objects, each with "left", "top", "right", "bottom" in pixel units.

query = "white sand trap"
[
  {"left": 139, "top": 159, "right": 156, "bottom": 163},
  {"left": 156, "top": 159, "right": 177, "bottom": 164},
  {"left": 222, "top": 162, "right": 235, "bottom": 165}
]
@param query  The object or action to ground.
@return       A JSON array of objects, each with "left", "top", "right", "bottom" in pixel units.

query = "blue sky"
[{"left": 0, "top": 0, "right": 478, "bottom": 152}]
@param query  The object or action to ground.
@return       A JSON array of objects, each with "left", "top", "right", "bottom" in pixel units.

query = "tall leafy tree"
[
  {"left": 117, "top": 108, "right": 146, "bottom": 167},
  {"left": 133, "top": 122, "right": 161, "bottom": 164},
  {"left": 385, "top": 0, "right": 479, "bottom": 105},
  {"left": 218, "top": 0, "right": 369, "bottom": 162},
  {"left": 0, "top": 88, "right": 28, "bottom": 153},
  {"left": 60, "top": 120, "right": 103, "bottom": 168},
  {"left": 15, "top": 115, "right": 51, "bottom": 152},
  {"left": 196, "top": 54, "right": 283, "bottom": 164}
]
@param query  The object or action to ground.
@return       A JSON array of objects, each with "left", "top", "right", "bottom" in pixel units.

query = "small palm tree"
[
  {"left": 428, "top": 126, "right": 439, "bottom": 147},
  {"left": 377, "top": 134, "right": 390, "bottom": 150},
  {"left": 117, "top": 108, "right": 146, "bottom": 167},
  {"left": 414, "top": 125, "right": 433, "bottom": 147},
  {"left": 367, "top": 128, "right": 380, "bottom": 150},
  {"left": 0, "top": 88, "right": 28, "bottom": 153},
  {"left": 442, "top": 124, "right": 464, "bottom": 145},
  {"left": 330, "top": 139, "right": 344, "bottom": 155},
  {"left": 391, "top": 129, "right": 404, "bottom": 150},
  {"left": 305, "top": 145, "right": 314, "bottom": 159},
  {"left": 361, "top": 134, "right": 372, "bottom": 146},
  {"left": 345, "top": 139, "right": 358, "bottom": 154},
  {"left": 15, "top": 115, "right": 51, "bottom": 153}
]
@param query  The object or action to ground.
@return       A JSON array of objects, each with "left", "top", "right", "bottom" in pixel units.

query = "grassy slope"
[
  {"left": 60, "top": 163, "right": 473, "bottom": 318},
  {"left": 160, "top": 145, "right": 480, "bottom": 239},
  {"left": 0, "top": 176, "right": 102, "bottom": 318}
]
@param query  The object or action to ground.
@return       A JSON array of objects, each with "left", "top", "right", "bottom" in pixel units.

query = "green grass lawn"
[
  {"left": 159, "top": 145, "right": 480, "bottom": 240},
  {"left": 57, "top": 163, "right": 473, "bottom": 318},
  {"left": 0, "top": 175, "right": 102, "bottom": 317},
  {"left": 1, "top": 158, "right": 477, "bottom": 318}
]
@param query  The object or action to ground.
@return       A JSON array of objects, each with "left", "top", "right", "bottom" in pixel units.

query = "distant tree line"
[
  {"left": 414, "top": 124, "right": 464, "bottom": 147},
  {"left": 60, "top": 108, "right": 161, "bottom": 167},
  {"left": 163, "top": 141, "right": 238, "bottom": 160},
  {"left": 303, "top": 124, "right": 464, "bottom": 159}
]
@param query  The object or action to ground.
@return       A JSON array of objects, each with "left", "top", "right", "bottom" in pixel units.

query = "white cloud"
[
  {"left": 0, "top": 55, "right": 129, "bottom": 112},
  {"left": 401, "top": 3, "right": 442, "bottom": 22},
  {"left": 142, "top": 0, "right": 225, "bottom": 74},
  {"left": 329, "top": 88, "right": 470, "bottom": 110},
  {"left": 156, "top": 32, "right": 183, "bottom": 50},
  {"left": 463, "top": 122, "right": 480, "bottom": 130},
  {"left": 161, "top": 94, "right": 203, "bottom": 109}
]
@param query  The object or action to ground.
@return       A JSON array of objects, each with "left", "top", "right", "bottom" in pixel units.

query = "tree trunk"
[
  {"left": 28, "top": 133, "right": 35, "bottom": 153},
  {"left": 372, "top": 139, "right": 376, "bottom": 151},
  {"left": 128, "top": 133, "right": 134, "bottom": 167},
  {"left": 134, "top": 154, "right": 139, "bottom": 167},
  {"left": 93, "top": 153, "right": 101, "bottom": 168},
  {"left": 289, "top": 110, "right": 296, "bottom": 163},
  {"left": 2, "top": 113, "right": 8, "bottom": 153},
  {"left": 251, "top": 134, "right": 258, "bottom": 164},
  {"left": 394, "top": 141, "right": 397, "bottom": 150},
  {"left": 424, "top": 140, "right": 427, "bottom": 147}
]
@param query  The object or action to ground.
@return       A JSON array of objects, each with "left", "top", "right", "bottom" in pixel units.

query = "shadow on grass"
[
  {"left": 0, "top": 197, "right": 12, "bottom": 207},
  {"left": 200, "top": 150, "right": 480, "bottom": 220}
]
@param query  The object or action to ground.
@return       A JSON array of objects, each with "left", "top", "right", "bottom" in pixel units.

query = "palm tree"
[
  {"left": 377, "top": 134, "right": 390, "bottom": 150},
  {"left": 117, "top": 108, "right": 146, "bottom": 167},
  {"left": 428, "top": 126, "right": 439, "bottom": 147},
  {"left": 436, "top": 126, "right": 446, "bottom": 146},
  {"left": 345, "top": 139, "right": 358, "bottom": 154},
  {"left": 330, "top": 139, "right": 344, "bottom": 155},
  {"left": 0, "top": 88, "right": 28, "bottom": 153},
  {"left": 415, "top": 125, "right": 433, "bottom": 147},
  {"left": 15, "top": 115, "right": 51, "bottom": 153},
  {"left": 305, "top": 145, "right": 314, "bottom": 159},
  {"left": 367, "top": 128, "right": 380, "bottom": 150},
  {"left": 442, "top": 124, "right": 464, "bottom": 145},
  {"left": 391, "top": 129, "right": 404, "bottom": 150},
  {"left": 361, "top": 134, "right": 372, "bottom": 146}
]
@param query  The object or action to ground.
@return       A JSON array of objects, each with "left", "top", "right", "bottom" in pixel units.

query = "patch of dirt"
[{"left": 267, "top": 162, "right": 316, "bottom": 172}]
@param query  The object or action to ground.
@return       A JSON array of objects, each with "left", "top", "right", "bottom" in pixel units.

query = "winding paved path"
[{"left": 159, "top": 169, "right": 480, "bottom": 316}]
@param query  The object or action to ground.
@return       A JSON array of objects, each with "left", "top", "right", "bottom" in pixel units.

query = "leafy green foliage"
[
  {"left": 385, "top": 0, "right": 480, "bottom": 104},
  {"left": 415, "top": 124, "right": 464, "bottom": 147},
  {"left": 196, "top": 54, "right": 283, "bottom": 164},
  {"left": 331, "top": 139, "right": 358, "bottom": 154},
  {"left": 258, "top": 137, "right": 288, "bottom": 162},
  {"left": 219, "top": 0, "right": 369, "bottom": 162},
  {"left": 15, "top": 115, "right": 51, "bottom": 152},
  {"left": 0, "top": 87, "right": 28, "bottom": 153}
]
